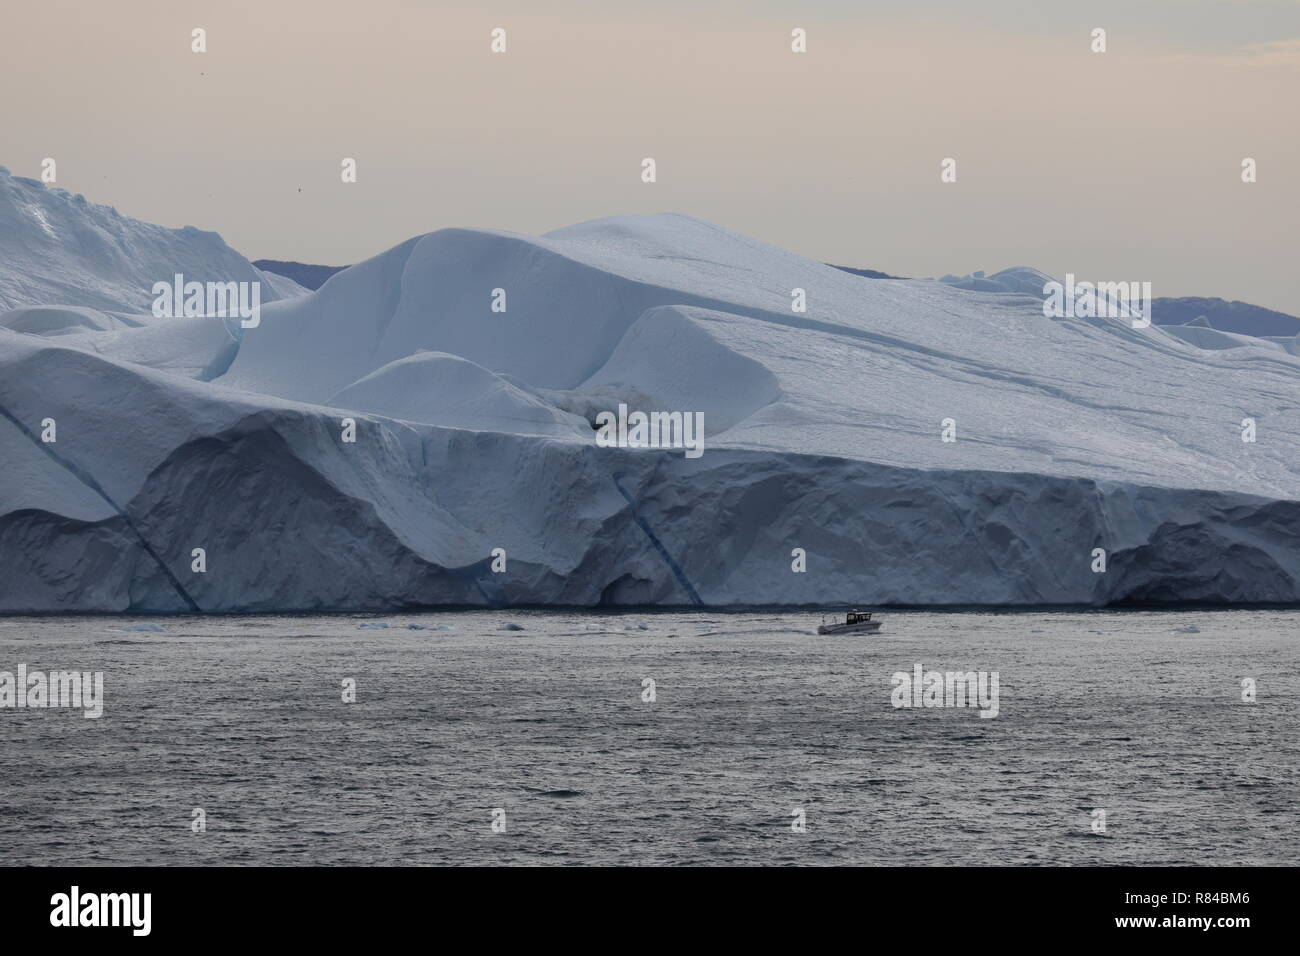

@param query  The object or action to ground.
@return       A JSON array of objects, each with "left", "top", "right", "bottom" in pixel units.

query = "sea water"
[{"left": 0, "top": 609, "right": 1295, "bottom": 865}]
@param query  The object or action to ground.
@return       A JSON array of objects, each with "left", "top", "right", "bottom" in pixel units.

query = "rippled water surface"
[{"left": 0, "top": 609, "right": 1295, "bottom": 865}]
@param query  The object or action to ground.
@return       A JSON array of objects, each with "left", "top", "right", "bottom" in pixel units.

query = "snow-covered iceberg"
[
  {"left": 0, "top": 166, "right": 306, "bottom": 314},
  {"left": 1, "top": 186, "right": 1297, "bottom": 611}
]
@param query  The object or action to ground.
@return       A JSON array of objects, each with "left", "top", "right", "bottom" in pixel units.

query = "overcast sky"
[{"left": 5, "top": 0, "right": 1299, "bottom": 313}]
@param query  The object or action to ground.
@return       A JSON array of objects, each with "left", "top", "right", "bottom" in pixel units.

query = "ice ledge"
[{"left": 1, "top": 406, "right": 1295, "bottom": 612}]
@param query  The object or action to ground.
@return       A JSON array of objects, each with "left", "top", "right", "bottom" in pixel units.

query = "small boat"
[{"left": 817, "top": 609, "right": 882, "bottom": 635}]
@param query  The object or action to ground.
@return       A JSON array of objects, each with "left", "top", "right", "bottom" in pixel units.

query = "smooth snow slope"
[
  {"left": 206, "top": 214, "right": 1299, "bottom": 499},
  {"left": 1, "top": 201, "right": 1297, "bottom": 611}
]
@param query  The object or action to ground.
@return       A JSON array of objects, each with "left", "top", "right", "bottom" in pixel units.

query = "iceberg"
[
  {"left": 1, "top": 185, "right": 1298, "bottom": 611},
  {"left": 0, "top": 165, "right": 307, "bottom": 315}
]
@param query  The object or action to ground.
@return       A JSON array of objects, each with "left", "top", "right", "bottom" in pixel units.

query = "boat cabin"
[{"left": 846, "top": 610, "right": 872, "bottom": 624}]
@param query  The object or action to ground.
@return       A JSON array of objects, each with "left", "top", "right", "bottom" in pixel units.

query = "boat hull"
[{"left": 816, "top": 621, "right": 882, "bottom": 635}]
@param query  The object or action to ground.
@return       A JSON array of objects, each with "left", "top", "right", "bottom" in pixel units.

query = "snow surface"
[
  {"left": 1, "top": 188, "right": 1298, "bottom": 611},
  {"left": 0, "top": 166, "right": 307, "bottom": 314}
]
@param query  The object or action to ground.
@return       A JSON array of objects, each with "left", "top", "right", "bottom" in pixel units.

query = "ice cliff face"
[{"left": 1, "top": 188, "right": 1297, "bottom": 611}]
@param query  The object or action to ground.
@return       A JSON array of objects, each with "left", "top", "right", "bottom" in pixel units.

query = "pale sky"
[{"left": 5, "top": 0, "right": 1299, "bottom": 313}]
